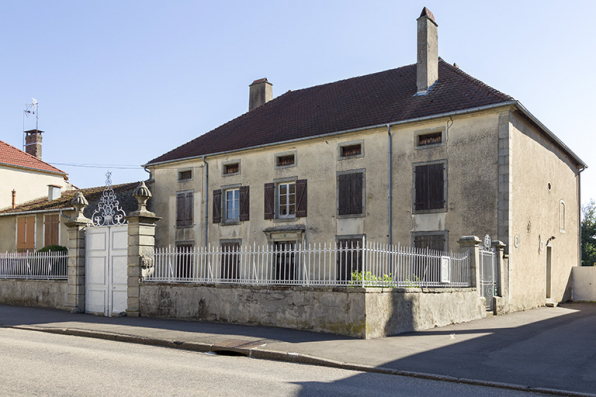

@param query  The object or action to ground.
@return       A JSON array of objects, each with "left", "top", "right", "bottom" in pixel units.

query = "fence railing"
[
  {"left": 143, "top": 239, "right": 470, "bottom": 288},
  {"left": 0, "top": 251, "right": 68, "bottom": 280}
]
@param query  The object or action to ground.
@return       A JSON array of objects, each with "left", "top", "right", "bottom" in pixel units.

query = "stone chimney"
[
  {"left": 416, "top": 7, "right": 438, "bottom": 94},
  {"left": 249, "top": 78, "right": 273, "bottom": 111},
  {"left": 24, "top": 129, "right": 43, "bottom": 159}
]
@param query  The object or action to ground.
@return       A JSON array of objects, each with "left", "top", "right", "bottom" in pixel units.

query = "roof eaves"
[
  {"left": 0, "top": 161, "right": 67, "bottom": 177},
  {"left": 0, "top": 206, "right": 74, "bottom": 217}
]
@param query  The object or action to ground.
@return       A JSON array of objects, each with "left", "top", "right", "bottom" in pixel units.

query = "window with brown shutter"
[
  {"left": 44, "top": 214, "right": 60, "bottom": 246},
  {"left": 295, "top": 179, "right": 307, "bottom": 218},
  {"left": 17, "top": 216, "right": 35, "bottom": 252},
  {"left": 414, "top": 162, "right": 446, "bottom": 212},
  {"left": 338, "top": 172, "right": 363, "bottom": 216},
  {"left": 212, "top": 189, "right": 222, "bottom": 223},
  {"left": 176, "top": 191, "right": 194, "bottom": 227}
]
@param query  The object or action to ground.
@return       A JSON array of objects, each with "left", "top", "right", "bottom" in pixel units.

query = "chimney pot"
[
  {"left": 12, "top": 189, "right": 16, "bottom": 209},
  {"left": 24, "top": 129, "right": 43, "bottom": 159},
  {"left": 249, "top": 78, "right": 273, "bottom": 111},
  {"left": 416, "top": 7, "right": 439, "bottom": 94}
]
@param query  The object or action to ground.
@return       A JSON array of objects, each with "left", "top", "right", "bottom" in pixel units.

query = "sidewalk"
[{"left": 1, "top": 303, "right": 595, "bottom": 397}]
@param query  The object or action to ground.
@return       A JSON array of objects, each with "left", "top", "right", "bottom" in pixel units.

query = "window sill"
[
  {"left": 221, "top": 220, "right": 241, "bottom": 226},
  {"left": 337, "top": 213, "right": 365, "bottom": 219},
  {"left": 175, "top": 224, "right": 195, "bottom": 229},
  {"left": 273, "top": 217, "right": 297, "bottom": 223},
  {"left": 412, "top": 208, "right": 447, "bottom": 215}
]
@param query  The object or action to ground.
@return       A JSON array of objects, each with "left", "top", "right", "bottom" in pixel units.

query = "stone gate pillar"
[
  {"left": 65, "top": 192, "right": 90, "bottom": 313},
  {"left": 124, "top": 182, "right": 160, "bottom": 317},
  {"left": 457, "top": 236, "right": 481, "bottom": 289},
  {"left": 491, "top": 240, "right": 506, "bottom": 314}
]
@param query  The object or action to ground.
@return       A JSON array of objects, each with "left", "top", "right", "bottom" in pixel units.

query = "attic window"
[
  {"left": 178, "top": 170, "right": 192, "bottom": 181},
  {"left": 341, "top": 144, "right": 362, "bottom": 157},
  {"left": 418, "top": 132, "right": 442, "bottom": 146},
  {"left": 277, "top": 154, "right": 295, "bottom": 167},
  {"left": 224, "top": 163, "right": 240, "bottom": 175}
]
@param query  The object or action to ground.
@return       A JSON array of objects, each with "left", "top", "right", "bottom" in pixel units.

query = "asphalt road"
[{"left": 0, "top": 327, "right": 552, "bottom": 397}]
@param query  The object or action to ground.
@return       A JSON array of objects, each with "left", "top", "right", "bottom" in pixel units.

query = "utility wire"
[{"left": 47, "top": 162, "right": 141, "bottom": 170}]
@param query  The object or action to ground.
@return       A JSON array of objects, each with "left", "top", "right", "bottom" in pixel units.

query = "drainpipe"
[
  {"left": 203, "top": 155, "right": 209, "bottom": 248},
  {"left": 578, "top": 166, "right": 586, "bottom": 266},
  {"left": 387, "top": 125, "right": 393, "bottom": 248}
]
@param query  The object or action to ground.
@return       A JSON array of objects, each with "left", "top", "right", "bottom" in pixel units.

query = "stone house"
[{"left": 144, "top": 8, "right": 585, "bottom": 313}]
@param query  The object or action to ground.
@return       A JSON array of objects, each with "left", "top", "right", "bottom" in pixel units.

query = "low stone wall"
[
  {"left": 573, "top": 266, "right": 596, "bottom": 302},
  {"left": 140, "top": 283, "right": 483, "bottom": 339},
  {"left": 0, "top": 279, "right": 69, "bottom": 310}
]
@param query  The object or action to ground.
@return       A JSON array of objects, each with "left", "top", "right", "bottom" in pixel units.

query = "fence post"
[
  {"left": 124, "top": 182, "right": 161, "bottom": 317},
  {"left": 65, "top": 192, "right": 90, "bottom": 313},
  {"left": 491, "top": 240, "right": 506, "bottom": 314},
  {"left": 457, "top": 236, "right": 481, "bottom": 290}
]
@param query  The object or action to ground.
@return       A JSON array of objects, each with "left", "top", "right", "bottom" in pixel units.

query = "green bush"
[{"left": 37, "top": 245, "right": 68, "bottom": 253}]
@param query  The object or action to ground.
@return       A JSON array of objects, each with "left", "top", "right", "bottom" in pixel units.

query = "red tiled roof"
[
  {"left": 147, "top": 60, "right": 514, "bottom": 165},
  {"left": 0, "top": 139, "right": 66, "bottom": 175}
]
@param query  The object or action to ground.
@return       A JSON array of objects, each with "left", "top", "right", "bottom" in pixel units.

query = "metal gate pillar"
[
  {"left": 124, "top": 182, "right": 160, "bottom": 317},
  {"left": 65, "top": 192, "right": 90, "bottom": 313},
  {"left": 457, "top": 236, "right": 481, "bottom": 289}
]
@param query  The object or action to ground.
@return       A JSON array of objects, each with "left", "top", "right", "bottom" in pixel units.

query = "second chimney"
[
  {"left": 249, "top": 78, "right": 273, "bottom": 111},
  {"left": 24, "top": 129, "right": 43, "bottom": 159},
  {"left": 416, "top": 7, "right": 438, "bottom": 94}
]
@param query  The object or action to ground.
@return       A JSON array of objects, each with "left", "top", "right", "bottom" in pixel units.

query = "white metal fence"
[
  {"left": 0, "top": 251, "right": 68, "bottom": 280},
  {"left": 143, "top": 239, "right": 471, "bottom": 288}
]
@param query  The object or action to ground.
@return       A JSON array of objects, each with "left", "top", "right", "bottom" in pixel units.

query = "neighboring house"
[
  {"left": 144, "top": 8, "right": 585, "bottom": 312},
  {"left": 0, "top": 133, "right": 72, "bottom": 211},
  {"left": 0, "top": 182, "right": 139, "bottom": 253}
]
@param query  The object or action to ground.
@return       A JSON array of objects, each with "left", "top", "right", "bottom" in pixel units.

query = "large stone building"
[{"left": 145, "top": 8, "right": 585, "bottom": 312}]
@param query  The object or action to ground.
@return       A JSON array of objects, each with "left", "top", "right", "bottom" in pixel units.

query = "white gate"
[
  {"left": 84, "top": 172, "right": 129, "bottom": 316},
  {"left": 479, "top": 234, "right": 497, "bottom": 311},
  {"left": 85, "top": 225, "right": 128, "bottom": 316}
]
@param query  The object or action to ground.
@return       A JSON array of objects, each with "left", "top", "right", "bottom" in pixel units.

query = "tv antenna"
[{"left": 23, "top": 98, "right": 39, "bottom": 150}]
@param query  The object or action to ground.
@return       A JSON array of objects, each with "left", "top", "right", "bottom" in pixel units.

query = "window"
[
  {"left": 336, "top": 238, "right": 363, "bottom": 281},
  {"left": 338, "top": 171, "right": 364, "bottom": 216},
  {"left": 213, "top": 186, "right": 249, "bottom": 223},
  {"left": 17, "top": 216, "right": 35, "bottom": 252},
  {"left": 264, "top": 180, "right": 307, "bottom": 220},
  {"left": 276, "top": 154, "right": 295, "bottom": 167},
  {"left": 341, "top": 144, "right": 362, "bottom": 157},
  {"left": 176, "top": 191, "right": 193, "bottom": 227},
  {"left": 44, "top": 214, "right": 60, "bottom": 246},
  {"left": 338, "top": 141, "right": 364, "bottom": 159},
  {"left": 417, "top": 131, "right": 442, "bottom": 146},
  {"left": 221, "top": 241, "right": 240, "bottom": 280},
  {"left": 223, "top": 162, "right": 240, "bottom": 175},
  {"left": 178, "top": 170, "right": 192, "bottom": 181},
  {"left": 413, "top": 232, "right": 447, "bottom": 252},
  {"left": 414, "top": 162, "right": 446, "bottom": 212}
]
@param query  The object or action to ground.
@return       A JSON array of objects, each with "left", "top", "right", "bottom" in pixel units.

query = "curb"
[{"left": 4, "top": 324, "right": 594, "bottom": 397}]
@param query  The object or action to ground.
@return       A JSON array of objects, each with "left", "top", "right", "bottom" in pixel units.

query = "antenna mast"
[{"left": 23, "top": 98, "right": 39, "bottom": 151}]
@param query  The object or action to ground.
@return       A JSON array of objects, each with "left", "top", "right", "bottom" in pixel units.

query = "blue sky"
[{"left": 1, "top": 1, "right": 595, "bottom": 206}]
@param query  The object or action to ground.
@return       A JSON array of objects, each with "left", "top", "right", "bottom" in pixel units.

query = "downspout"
[
  {"left": 387, "top": 125, "right": 393, "bottom": 248},
  {"left": 203, "top": 156, "right": 209, "bottom": 248},
  {"left": 578, "top": 166, "right": 587, "bottom": 266}
]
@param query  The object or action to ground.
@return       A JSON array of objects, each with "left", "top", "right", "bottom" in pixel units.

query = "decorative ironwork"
[{"left": 91, "top": 172, "right": 127, "bottom": 227}]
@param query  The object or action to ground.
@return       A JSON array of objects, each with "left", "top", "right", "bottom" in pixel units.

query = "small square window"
[
  {"left": 277, "top": 154, "right": 295, "bottom": 167},
  {"left": 341, "top": 144, "right": 362, "bottom": 157},
  {"left": 178, "top": 170, "right": 192, "bottom": 181},
  {"left": 417, "top": 132, "right": 442, "bottom": 146},
  {"left": 224, "top": 163, "right": 240, "bottom": 175}
]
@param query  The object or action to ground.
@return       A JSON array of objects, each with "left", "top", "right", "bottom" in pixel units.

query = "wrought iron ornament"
[{"left": 91, "top": 172, "right": 127, "bottom": 226}]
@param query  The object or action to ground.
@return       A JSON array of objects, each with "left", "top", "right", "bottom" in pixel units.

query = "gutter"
[
  {"left": 203, "top": 155, "right": 209, "bottom": 248},
  {"left": 143, "top": 101, "right": 519, "bottom": 167},
  {"left": 0, "top": 207, "right": 74, "bottom": 217},
  {"left": 387, "top": 125, "right": 393, "bottom": 248},
  {"left": 578, "top": 166, "right": 586, "bottom": 267}
]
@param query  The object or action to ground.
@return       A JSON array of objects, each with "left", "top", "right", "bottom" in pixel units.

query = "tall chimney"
[
  {"left": 416, "top": 7, "right": 438, "bottom": 94},
  {"left": 24, "top": 129, "right": 43, "bottom": 159},
  {"left": 12, "top": 190, "right": 16, "bottom": 209},
  {"left": 249, "top": 78, "right": 273, "bottom": 111}
]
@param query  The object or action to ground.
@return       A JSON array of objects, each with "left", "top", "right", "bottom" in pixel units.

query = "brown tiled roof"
[
  {"left": 0, "top": 139, "right": 67, "bottom": 175},
  {"left": 147, "top": 59, "right": 514, "bottom": 165},
  {"left": 0, "top": 182, "right": 140, "bottom": 215}
]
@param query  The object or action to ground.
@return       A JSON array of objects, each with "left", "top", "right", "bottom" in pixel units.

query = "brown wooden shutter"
[
  {"left": 17, "top": 217, "right": 27, "bottom": 251},
  {"left": 24, "top": 216, "right": 35, "bottom": 251},
  {"left": 264, "top": 183, "right": 275, "bottom": 219},
  {"left": 176, "top": 193, "right": 184, "bottom": 226},
  {"left": 338, "top": 174, "right": 350, "bottom": 215},
  {"left": 212, "top": 189, "right": 222, "bottom": 223},
  {"left": 295, "top": 179, "right": 307, "bottom": 218},
  {"left": 351, "top": 173, "right": 363, "bottom": 214},
  {"left": 44, "top": 214, "right": 60, "bottom": 246},
  {"left": 185, "top": 192, "right": 194, "bottom": 225},
  {"left": 239, "top": 186, "right": 250, "bottom": 221},
  {"left": 429, "top": 163, "right": 444, "bottom": 209},
  {"left": 415, "top": 165, "right": 429, "bottom": 211}
]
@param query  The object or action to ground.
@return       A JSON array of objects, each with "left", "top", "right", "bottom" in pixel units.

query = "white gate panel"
[{"left": 85, "top": 225, "right": 128, "bottom": 316}]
